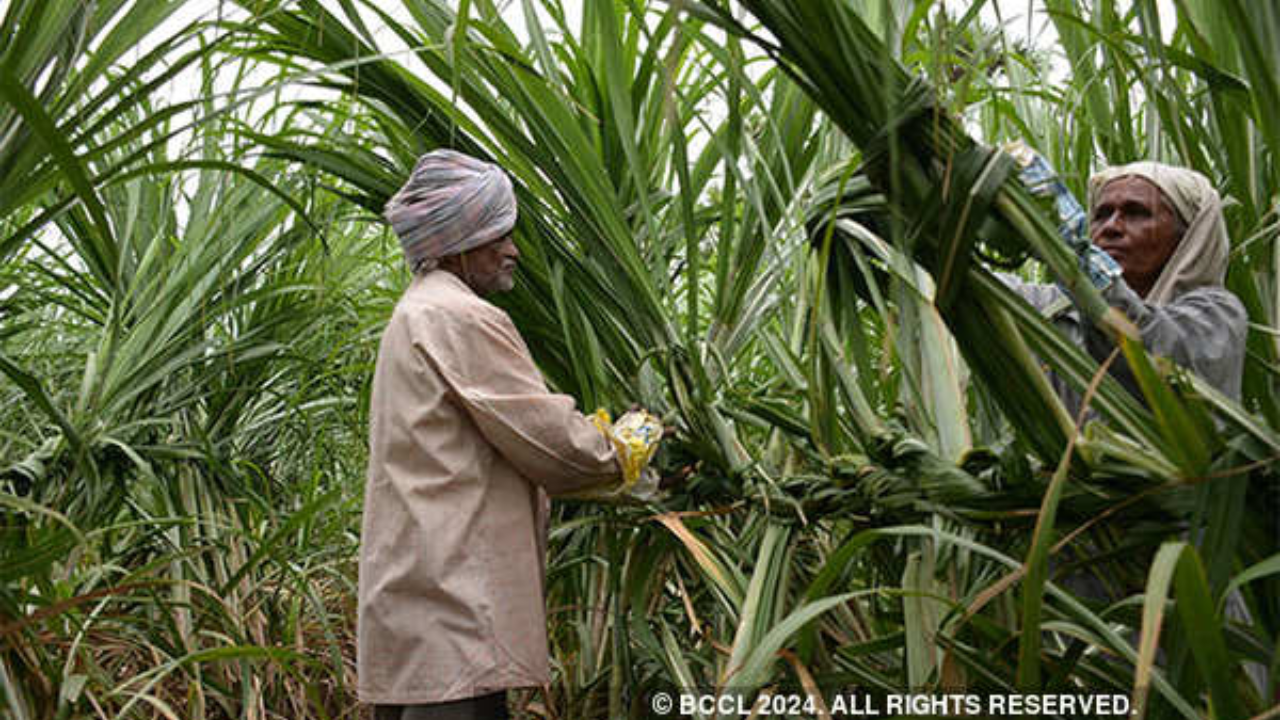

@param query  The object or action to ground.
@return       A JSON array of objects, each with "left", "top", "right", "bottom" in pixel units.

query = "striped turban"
[{"left": 384, "top": 150, "right": 518, "bottom": 271}]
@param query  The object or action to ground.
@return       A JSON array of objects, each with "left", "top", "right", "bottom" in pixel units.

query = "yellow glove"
[{"left": 590, "top": 408, "right": 663, "bottom": 494}]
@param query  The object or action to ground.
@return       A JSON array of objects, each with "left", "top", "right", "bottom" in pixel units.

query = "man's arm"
[
  {"left": 413, "top": 302, "right": 624, "bottom": 496},
  {"left": 996, "top": 271, "right": 1069, "bottom": 315}
]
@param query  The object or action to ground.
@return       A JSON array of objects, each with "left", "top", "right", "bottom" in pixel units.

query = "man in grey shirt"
[
  {"left": 1002, "top": 159, "right": 1247, "bottom": 415},
  {"left": 1005, "top": 159, "right": 1264, "bottom": 692}
]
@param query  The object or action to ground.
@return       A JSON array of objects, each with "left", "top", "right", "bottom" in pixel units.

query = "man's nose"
[{"left": 503, "top": 238, "right": 520, "bottom": 259}]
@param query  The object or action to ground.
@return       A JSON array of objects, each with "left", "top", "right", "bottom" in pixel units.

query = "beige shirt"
[{"left": 358, "top": 270, "right": 620, "bottom": 704}]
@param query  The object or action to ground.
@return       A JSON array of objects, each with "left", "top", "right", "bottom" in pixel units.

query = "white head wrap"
[
  {"left": 1088, "top": 162, "right": 1230, "bottom": 305},
  {"left": 384, "top": 149, "right": 518, "bottom": 271}
]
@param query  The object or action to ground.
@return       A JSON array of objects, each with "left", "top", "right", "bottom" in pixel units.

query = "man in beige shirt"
[{"left": 360, "top": 150, "right": 652, "bottom": 719}]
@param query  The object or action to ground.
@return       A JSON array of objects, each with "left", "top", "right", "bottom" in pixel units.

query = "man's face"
[
  {"left": 456, "top": 234, "right": 520, "bottom": 295},
  {"left": 1089, "top": 176, "right": 1184, "bottom": 297}
]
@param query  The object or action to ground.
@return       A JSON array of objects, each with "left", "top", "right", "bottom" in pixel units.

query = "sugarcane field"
[{"left": 2, "top": 0, "right": 1279, "bottom": 718}]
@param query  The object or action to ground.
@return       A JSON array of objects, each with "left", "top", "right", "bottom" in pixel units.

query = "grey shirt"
[{"left": 1000, "top": 274, "right": 1248, "bottom": 416}]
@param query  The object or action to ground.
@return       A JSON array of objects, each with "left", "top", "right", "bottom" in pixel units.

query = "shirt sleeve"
[
  {"left": 995, "top": 272, "right": 1069, "bottom": 313},
  {"left": 411, "top": 302, "right": 623, "bottom": 496},
  {"left": 996, "top": 271, "right": 1247, "bottom": 401},
  {"left": 1098, "top": 281, "right": 1248, "bottom": 399}
]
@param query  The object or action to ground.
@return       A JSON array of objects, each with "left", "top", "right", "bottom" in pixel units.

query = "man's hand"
[
  {"left": 1005, "top": 140, "right": 1121, "bottom": 291},
  {"left": 589, "top": 408, "right": 663, "bottom": 493}
]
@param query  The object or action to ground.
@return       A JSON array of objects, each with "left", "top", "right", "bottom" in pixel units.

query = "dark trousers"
[{"left": 374, "top": 692, "right": 509, "bottom": 720}]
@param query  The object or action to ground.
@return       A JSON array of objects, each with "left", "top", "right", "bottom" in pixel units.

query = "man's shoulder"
[
  {"left": 1173, "top": 284, "right": 1247, "bottom": 316},
  {"left": 1178, "top": 283, "right": 1242, "bottom": 302},
  {"left": 399, "top": 271, "right": 507, "bottom": 319}
]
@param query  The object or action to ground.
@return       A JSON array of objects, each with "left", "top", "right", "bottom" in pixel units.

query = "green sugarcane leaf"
[
  {"left": 1169, "top": 544, "right": 1252, "bottom": 719},
  {"left": 1119, "top": 335, "right": 1216, "bottom": 478},
  {"left": 0, "top": 65, "right": 118, "bottom": 287},
  {"left": 1221, "top": 553, "right": 1280, "bottom": 610}
]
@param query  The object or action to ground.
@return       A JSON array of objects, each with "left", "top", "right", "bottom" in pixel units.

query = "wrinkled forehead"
[
  {"left": 1094, "top": 175, "right": 1181, "bottom": 220},
  {"left": 1089, "top": 161, "right": 1210, "bottom": 226}
]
